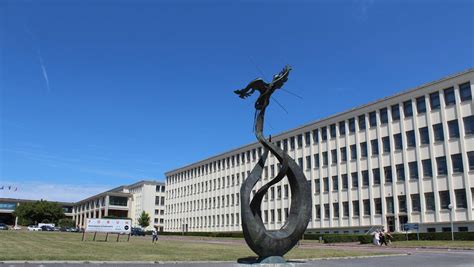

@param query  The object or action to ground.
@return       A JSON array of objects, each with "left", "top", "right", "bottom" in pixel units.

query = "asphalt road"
[{"left": 1, "top": 250, "right": 474, "bottom": 267}]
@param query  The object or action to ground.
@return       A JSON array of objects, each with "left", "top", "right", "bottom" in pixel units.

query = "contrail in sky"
[{"left": 24, "top": 25, "right": 51, "bottom": 92}]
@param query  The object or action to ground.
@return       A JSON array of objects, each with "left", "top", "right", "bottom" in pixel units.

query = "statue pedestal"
[
  {"left": 238, "top": 256, "right": 291, "bottom": 265},
  {"left": 259, "top": 256, "right": 286, "bottom": 264}
]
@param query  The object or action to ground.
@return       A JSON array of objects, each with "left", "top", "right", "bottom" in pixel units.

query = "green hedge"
[
  {"left": 142, "top": 231, "right": 474, "bottom": 244},
  {"left": 359, "top": 232, "right": 474, "bottom": 244}
]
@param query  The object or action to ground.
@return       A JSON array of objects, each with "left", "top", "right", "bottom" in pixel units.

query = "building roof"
[
  {"left": 125, "top": 180, "right": 165, "bottom": 189},
  {"left": 165, "top": 68, "right": 474, "bottom": 175},
  {"left": 0, "top": 198, "right": 74, "bottom": 206}
]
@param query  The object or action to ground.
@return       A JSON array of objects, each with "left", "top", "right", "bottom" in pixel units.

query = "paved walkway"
[{"left": 1, "top": 251, "right": 474, "bottom": 266}]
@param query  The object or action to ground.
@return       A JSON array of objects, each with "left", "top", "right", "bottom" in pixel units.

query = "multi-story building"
[
  {"left": 72, "top": 180, "right": 166, "bottom": 231},
  {"left": 127, "top": 180, "right": 166, "bottom": 231},
  {"left": 165, "top": 69, "right": 474, "bottom": 234},
  {"left": 0, "top": 198, "right": 73, "bottom": 226}
]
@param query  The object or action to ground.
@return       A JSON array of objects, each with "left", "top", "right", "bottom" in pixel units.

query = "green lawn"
[
  {"left": 0, "top": 231, "right": 388, "bottom": 261},
  {"left": 391, "top": 240, "right": 474, "bottom": 249}
]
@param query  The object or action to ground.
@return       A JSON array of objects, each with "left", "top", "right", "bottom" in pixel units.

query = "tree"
[
  {"left": 58, "top": 218, "right": 75, "bottom": 228},
  {"left": 13, "top": 200, "right": 65, "bottom": 225},
  {"left": 137, "top": 211, "right": 150, "bottom": 228}
]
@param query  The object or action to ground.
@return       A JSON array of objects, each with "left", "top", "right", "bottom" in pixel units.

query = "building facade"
[
  {"left": 72, "top": 180, "right": 166, "bottom": 231},
  {"left": 0, "top": 198, "right": 73, "bottom": 226},
  {"left": 165, "top": 69, "right": 474, "bottom": 234}
]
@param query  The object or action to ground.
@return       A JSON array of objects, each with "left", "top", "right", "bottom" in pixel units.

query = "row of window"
[
  {"left": 314, "top": 151, "right": 474, "bottom": 193},
  {"left": 168, "top": 193, "right": 240, "bottom": 214},
  {"left": 314, "top": 188, "right": 469, "bottom": 220},
  {"left": 167, "top": 213, "right": 240, "bottom": 229},
  {"left": 167, "top": 82, "right": 472, "bottom": 185}
]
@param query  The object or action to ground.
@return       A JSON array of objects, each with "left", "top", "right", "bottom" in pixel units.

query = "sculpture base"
[{"left": 237, "top": 256, "right": 289, "bottom": 265}]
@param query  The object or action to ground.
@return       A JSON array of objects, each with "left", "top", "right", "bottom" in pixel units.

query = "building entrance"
[{"left": 399, "top": 215, "right": 408, "bottom": 231}]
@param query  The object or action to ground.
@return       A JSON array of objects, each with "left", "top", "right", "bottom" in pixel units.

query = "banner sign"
[
  {"left": 402, "top": 223, "right": 419, "bottom": 231},
  {"left": 85, "top": 219, "right": 131, "bottom": 234}
]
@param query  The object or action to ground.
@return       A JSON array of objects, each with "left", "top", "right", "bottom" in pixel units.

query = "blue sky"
[{"left": 1, "top": 0, "right": 473, "bottom": 202}]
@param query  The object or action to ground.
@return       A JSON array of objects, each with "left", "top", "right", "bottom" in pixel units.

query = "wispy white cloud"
[
  {"left": 0, "top": 180, "right": 111, "bottom": 203},
  {"left": 24, "top": 25, "right": 51, "bottom": 92}
]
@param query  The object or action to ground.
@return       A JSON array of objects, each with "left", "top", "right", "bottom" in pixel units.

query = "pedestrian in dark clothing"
[
  {"left": 152, "top": 226, "right": 158, "bottom": 243},
  {"left": 380, "top": 230, "right": 388, "bottom": 246}
]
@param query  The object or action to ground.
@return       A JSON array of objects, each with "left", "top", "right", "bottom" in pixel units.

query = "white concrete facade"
[
  {"left": 127, "top": 180, "right": 166, "bottom": 231},
  {"left": 165, "top": 69, "right": 474, "bottom": 234},
  {"left": 72, "top": 180, "right": 166, "bottom": 231}
]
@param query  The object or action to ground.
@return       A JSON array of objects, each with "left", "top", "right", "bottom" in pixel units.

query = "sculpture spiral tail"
[{"left": 240, "top": 107, "right": 312, "bottom": 258}]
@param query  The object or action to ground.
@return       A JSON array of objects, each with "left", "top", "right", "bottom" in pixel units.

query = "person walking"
[
  {"left": 379, "top": 230, "right": 387, "bottom": 246},
  {"left": 152, "top": 226, "right": 158, "bottom": 243},
  {"left": 373, "top": 231, "right": 380, "bottom": 245}
]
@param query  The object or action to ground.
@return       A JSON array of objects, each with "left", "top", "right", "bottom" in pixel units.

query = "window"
[
  {"left": 351, "top": 172, "right": 358, "bottom": 188},
  {"left": 431, "top": 94, "right": 443, "bottom": 113},
  {"left": 298, "top": 157, "right": 303, "bottom": 169},
  {"left": 290, "top": 137, "right": 295, "bottom": 150},
  {"left": 416, "top": 96, "right": 426, "bottom": 114},
  {"left": 371, "top": 139, "right": 379, "bottom": 156},
  {"left": 425, "top": 192, "right": 435, "bottom": 211},
  {"left": 391, "top": 104, "right": 400, "bottom": 121},
  {"left": 315, "top": 205, "right": 321, "bottom": 219},
  {"left": 373, "top": 168, "right": 380, "bottom": 185},
  {"left": 323, "top": 177, "right": 329, "bottom": 192},
  {"left": 332, "top": 176, "right": 338, "bottom": 191},
  {"left": 324, "top": 204, "right": 330, "bottom": 218},
  {"left": 330, "top": 124, "right": 336, "bottom": 138},
  {"left": 363, "top": 199, "right": 370, "bottom": 215},
  {"left": 305, "top": 132, "right": 311, "bottom": 146},
  {"left": 352, "top": 201, "right": 360, "bottom": 216},
  {"left": 444, "top": 87, "right": 455, "bottom": 106},
  {"left": 362, "top": 170, "right": 369, "bottom": 186},
  {"left": 398, "top": 196, "right": 407, "bottom": 212},
  {"left": 380, "top": 108, "right": 388, "bottom": 124},
  {"left": 394, "top": 133, "right": 403, "bottom": 150},
  {"left": 468, "top": 151, "right": 474, "bottom": 171},
  {"left": 419, "top": 127, "right": 429, "bottom": 145},
  {"left": 331, "top": 149, "right": 337, "bottom": 164},
  {"left": 374, "top": 198, "right": 382, "bottom": 214},
  {"left": 459, "top": 227, "right": 469, "bottom": 232},
  {"left": 409, "top": 161, "right": 418, "bottom": 180},
  {"left": 297, "top": 134, "right": 303, "bottom": 148},
  {"left": 314, "top": 154, "right": 320, "bottom": 168},
  {"left": 348, "top": 118, "right": 355, "bottom": 133},
  {"left": 436, "top": 156, "right": 447, "bottom": 175},
  {"left": 342, "top": 174, "right": 348, "bottom": 189},
  {"left": 360, "top": 142, "right": 368, "bottom": 157},
  {"left": 464, "top": 115, "right": 474, "bottom": 135},
  {"left": 333, "top": 203, "right": 339, "bottom": 218},
  {"left": 455, "top": 189, "right": 467, "bottom": 208},
  {"left": 313, "top": 129, "right": 319, "bottom": 143},
  {"left": 403, "top": 100, "right": 413, "bottom": 118},
  {"left": 427, "top": 228, "right": 436, "bottom": 233},
  {"left": 283, "top": 140, "right": 288, "bottom": 151},
  {"left": 384, "top": 166, "right": 392, "bottom": 183},
  {"left": 406, "top": 130, "right": 416, "bottom": 148},
  {"left": 459, "top": 82, "right": 472, "bottom": 101},
  {"left": 448, "top": 119, "right": 460, "bottom": 139},
  {"left": 306, "top": 156, "right": 312, "bottom": 169},
  {"left": 411, "top": 194, "right": 421, "bottom": 212},
  {"left": 339, "top": 121, "right": 346, "bottom": 136},
  {"left": 439, "top": 190, "right": 450, "bottom": 210},
  {"left": 323, "top": 152, "right": 328, "bottom": 166},
  {"left": 321, "top": 127, "right": 327, "bottom": 141},
  {"left": 433, "top": 123, "right": 444, "bottom": 142},
  {"left": 358, "top": 115, "right": 366, "bottom": 130},
  {"left": 340, "top": 147, "right": 347, "bottom": 162},
  {"left": 382, "top": 136, "right": 390, "bottom": 153},
  {"left": 386, "top": 197, "right": 394, "bottom": 213},
  {"left": 396, "top": 164, "right": 405, "bottom": 182},
  {"left": 422, "top": 159, "right": 433, "bottom": 178},
  {"left": 343, "top": 202, "right": 349, "bottom": 217},
  {"left": 315, "top": 179, "right": 320, "bottom": 194},
  {"left": 369, "top": 111, "right": 377, "bottom": 127},
  {"left": 451, "top": 153, "right": 463, "bottom": 173},
  {"left": 350, "top": 144, "right": 357, "bottom": 160}
]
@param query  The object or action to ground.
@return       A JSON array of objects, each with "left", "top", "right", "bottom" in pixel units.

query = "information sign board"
[{"left": 85, "top": 219, "right": 131, "bottom": 234}]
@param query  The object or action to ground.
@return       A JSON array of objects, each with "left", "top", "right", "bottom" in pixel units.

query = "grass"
[
  {"left": 0, "top": 231, "right": 389, "bottom": 261},
  {"left": 391, "top": 240, "right": 474, "bottom": 249}
]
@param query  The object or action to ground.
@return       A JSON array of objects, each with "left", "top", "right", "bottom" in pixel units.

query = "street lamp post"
[{"left": 448, "top": 204, "right": 454, "bottom": 241}]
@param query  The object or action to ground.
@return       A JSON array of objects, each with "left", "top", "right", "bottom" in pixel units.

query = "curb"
[{"left": 0, "top": 254, "right": 409, "bottom": 265}]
